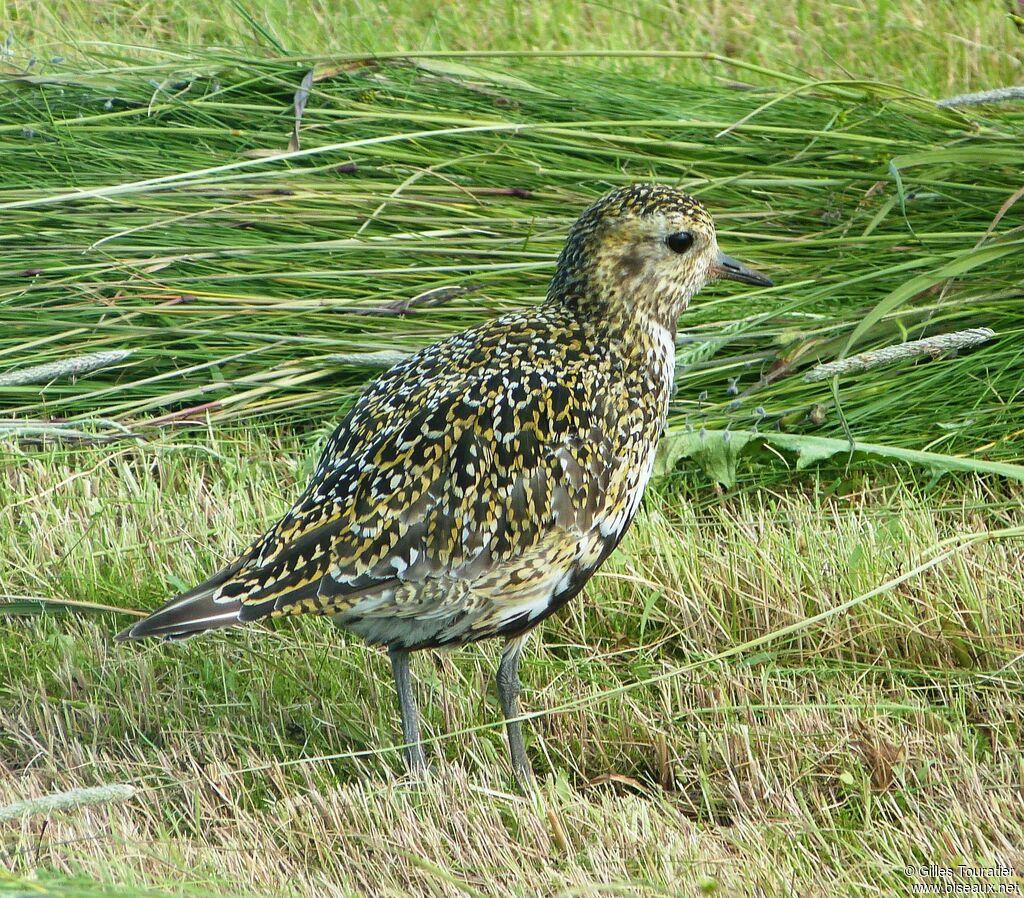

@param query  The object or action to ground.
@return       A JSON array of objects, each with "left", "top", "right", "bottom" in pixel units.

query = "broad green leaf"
[
  {"left": 657, "top": 429, "right": 1024, "bottom": 482},
  {"left": 655, "top": 430, "right": 752, "bottom": 487}
]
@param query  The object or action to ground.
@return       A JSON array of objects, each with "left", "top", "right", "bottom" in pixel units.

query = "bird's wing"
[
  {"left": 119, "top": 312, "right": 638, "bottom": 643},
  {"left": 229, "top": 354, "right": 628, "bottom": 624}
]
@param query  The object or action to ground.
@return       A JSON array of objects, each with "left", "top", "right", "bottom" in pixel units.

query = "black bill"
[{"left": 711, "top": 251, "right": 774, "bottom": 287}]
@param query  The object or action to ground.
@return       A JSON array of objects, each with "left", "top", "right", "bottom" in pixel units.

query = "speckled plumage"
[
  {"left": 118, "top": 184, "right": 771, "bottom": 780},
  {"left": 236, "top": 301, "right": 663, "bottom": 651}
]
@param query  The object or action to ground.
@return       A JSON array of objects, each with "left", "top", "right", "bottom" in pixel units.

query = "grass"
[
  {"left": 2, "top": 4, "right": 1024, "bottom": 897},
  {"left": 1, "top": 55, "right": 1022, "bottom": 476},
  {"left": 2, "top": 431, "right": 1024, "bottom": 896},
  {"left": 1, "top": 0, "right": 1022, "bottom": 95}
]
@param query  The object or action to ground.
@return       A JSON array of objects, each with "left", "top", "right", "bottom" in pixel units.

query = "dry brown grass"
[{"left": 3, "top": 433, "right": 1023, "bottom": 896}]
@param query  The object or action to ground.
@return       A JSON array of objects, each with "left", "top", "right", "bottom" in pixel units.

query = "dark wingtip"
[
  {"left": 113, "top": 556, "right": 250, "bottom": 644},
  {"left": 113, "top": 586, "right": 244, "bottom": 643},
  {"left": 114, "top": 622, "right": 142, "bottom": 642}
]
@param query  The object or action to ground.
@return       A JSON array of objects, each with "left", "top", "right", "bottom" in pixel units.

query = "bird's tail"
[{"left": 116, "top": 559, "right": 247, "bottom": 642}]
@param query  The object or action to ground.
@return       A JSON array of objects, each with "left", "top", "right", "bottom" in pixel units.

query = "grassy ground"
[
  {"left": 2, "top": 433, "right": 1024, "bottom": 896},
  {"left": 2, "top": 3, "right": 1024, "bottom": 897},
  {"left": 2, "top": 0, "right": 1023, "bottom": 95}
]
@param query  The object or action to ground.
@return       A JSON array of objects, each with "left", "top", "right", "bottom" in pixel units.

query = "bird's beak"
[{"left": 710, "top": 251, "right": 773, "bottom": 287}]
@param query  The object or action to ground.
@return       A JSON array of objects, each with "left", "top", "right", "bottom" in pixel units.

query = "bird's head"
[{"left": 548, "top": 184, "right": 772, "bottom": 335}]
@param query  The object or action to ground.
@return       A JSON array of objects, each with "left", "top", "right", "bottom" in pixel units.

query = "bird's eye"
[{"left": 665, "top": 232, "right": 694, "bottom": 254}]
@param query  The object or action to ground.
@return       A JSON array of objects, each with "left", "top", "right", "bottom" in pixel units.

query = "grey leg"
[
  {"left": 497, "top": 634, "right": 534, "bottom": 786},
  {"left": 388, "top": 647, "right": 428, "bottom": 775}
]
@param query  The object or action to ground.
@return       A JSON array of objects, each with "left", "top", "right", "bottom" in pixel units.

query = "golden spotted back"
[{"left": 119, "top": 184, "right": 737, "bottom": 648}]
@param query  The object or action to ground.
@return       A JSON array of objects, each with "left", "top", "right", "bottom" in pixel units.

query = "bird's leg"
[
  {"left": 497, "top": 633, "right": 534, "bottom": 786},
  {"left": 388, "top": 647, "right": 428, "bottom": 776}
]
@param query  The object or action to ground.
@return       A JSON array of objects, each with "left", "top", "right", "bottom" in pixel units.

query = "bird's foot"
[
  {"left": 510, "top": 750, "right": 537, "bottom": 793},
  {"left": 403, "top": 744, "right": 430, "bottom": 780}
]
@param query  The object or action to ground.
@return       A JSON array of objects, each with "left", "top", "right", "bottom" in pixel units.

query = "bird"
[{"left": 117, "top": 183, "right": 772, "bottom": 784}]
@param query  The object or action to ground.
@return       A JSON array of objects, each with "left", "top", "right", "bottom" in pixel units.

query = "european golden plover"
[{"left": 118, "top": 184, "right": 772, "bottom": 783}]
